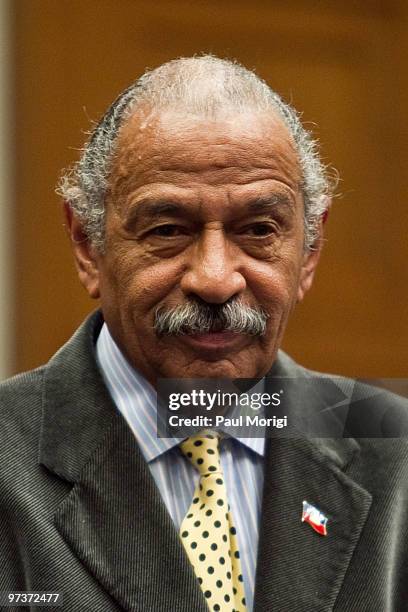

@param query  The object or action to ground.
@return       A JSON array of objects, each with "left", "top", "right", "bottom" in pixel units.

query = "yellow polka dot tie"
[{"left": 179, "top": 433, "right": 247, "bottom": 612}]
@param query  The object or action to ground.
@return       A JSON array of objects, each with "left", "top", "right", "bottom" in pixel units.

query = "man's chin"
[{"left": 165, "top": 359, "right": 251, "bottom": 380}]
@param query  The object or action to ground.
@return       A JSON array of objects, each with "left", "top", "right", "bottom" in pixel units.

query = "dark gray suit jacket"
[{"left": 1, "top": 311, "right": 408, "bottom": 611}]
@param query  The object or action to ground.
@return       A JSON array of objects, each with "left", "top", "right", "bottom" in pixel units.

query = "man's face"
[{"left": 72, "top": 109, "right": 321, "bottom": 385}]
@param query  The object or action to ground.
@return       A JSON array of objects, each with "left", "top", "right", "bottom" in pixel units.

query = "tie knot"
[{"left": 180, "top": 433, "right": 221, "bottom": 476}]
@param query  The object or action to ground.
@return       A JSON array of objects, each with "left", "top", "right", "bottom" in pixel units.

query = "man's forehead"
[
  {"left": 117, "top": 106, "right": 296, "bottom": 154},
  {"left": 109, "top": 107, "right": 302, "bottom": 193}
]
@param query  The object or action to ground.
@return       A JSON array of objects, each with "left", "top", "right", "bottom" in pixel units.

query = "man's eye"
[
  {"left": 243, "top": 223, "right": 277, "bottom": 237},
  {"left": 150, "top": 225, "right": 185, "bottom": 237}
]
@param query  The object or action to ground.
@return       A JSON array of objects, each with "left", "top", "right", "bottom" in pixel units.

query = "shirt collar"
[{"left": 96, "top": 323, "right": 265, "bottom": 462}]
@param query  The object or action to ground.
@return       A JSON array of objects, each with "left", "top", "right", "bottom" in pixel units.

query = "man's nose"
[{"left": 180, "top": 228, "right": 246, "bottom": 303}]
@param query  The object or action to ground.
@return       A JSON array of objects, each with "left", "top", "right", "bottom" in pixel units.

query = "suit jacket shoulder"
[{"left": 0, "top": 312, "right": 209, "bottom": 611}]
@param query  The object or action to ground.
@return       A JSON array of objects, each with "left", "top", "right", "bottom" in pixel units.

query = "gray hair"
[
  {"left": 154, "top": 297, "right": 269, "bottom": 337},
  {"left": 57, "top": 55, "right": 333, "bottom": 250}
]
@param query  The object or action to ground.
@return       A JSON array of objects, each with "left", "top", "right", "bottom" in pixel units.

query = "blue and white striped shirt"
[{"left": 96, "top": 323, "right": 265, "bottom": 611}]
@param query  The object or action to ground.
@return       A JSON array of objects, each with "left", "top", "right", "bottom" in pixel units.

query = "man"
[{"left": 1, "top": 56, "right": 408, "bottom": 612}]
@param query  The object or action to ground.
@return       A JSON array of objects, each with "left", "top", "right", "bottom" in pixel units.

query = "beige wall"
[{"left": 12, "top": 0, "right": 408, "bottom": 378}]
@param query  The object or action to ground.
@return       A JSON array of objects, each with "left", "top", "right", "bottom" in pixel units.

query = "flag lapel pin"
[{"left": 302, "top": 500, "right": 328, "bottom": 536}]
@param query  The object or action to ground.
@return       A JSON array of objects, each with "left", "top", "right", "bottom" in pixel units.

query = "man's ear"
[
  {"left": 63, "top": 202, "right": 101, "bottom": 299},
  {"left": 297, "top": 215, "right": 326, "bottom": 303}
]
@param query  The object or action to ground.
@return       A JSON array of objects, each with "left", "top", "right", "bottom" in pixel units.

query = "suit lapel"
[
  {"left": 39, "top": 312, "right": 208, "bottom": 612},
  {"left": 53, "top": 414, "right": 207, "bottom": 611},
  {"left": 254, "top": 437, "right": 372, "bottom": 612},
  {"left": 254, "top": 360, "right": 372, "bottom": 611}
]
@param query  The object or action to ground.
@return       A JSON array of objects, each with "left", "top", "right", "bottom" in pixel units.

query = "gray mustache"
[{"left": 154, "top": 299, "right": 269, "bottom": 336}]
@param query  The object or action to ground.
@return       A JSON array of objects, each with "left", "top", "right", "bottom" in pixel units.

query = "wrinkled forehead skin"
[{"left": 106, "top": 107, "right": 304, "bottom": 218}]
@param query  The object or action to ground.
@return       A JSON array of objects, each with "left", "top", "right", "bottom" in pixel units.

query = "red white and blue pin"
[{"left": 302, "top": 500, "right": 328, "bottom": 536}]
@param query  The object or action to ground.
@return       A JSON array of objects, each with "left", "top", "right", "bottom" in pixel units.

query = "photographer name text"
[{"left": 168, "top": 414, "right": 287, "bottom": 428}]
